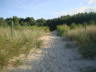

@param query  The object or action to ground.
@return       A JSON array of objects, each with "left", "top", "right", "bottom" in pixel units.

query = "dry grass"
[
  {"left": 0, "top": 26, "right": 49, "bottom": 70},
  {"left": 57, "top": 25, "right": 96, "bottom": 58}
]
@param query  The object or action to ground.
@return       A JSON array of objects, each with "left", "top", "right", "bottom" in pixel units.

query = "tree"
[
  {"left": 6, "top": 18, "right": 13, "bottom": 26},
  {"left": 25, "top": 17, "right": 36, "bottom": 26},
  {"left": 19, "top": 18, "right": 27, "bottom": 26},
  {"left": 36, "top": 18, "right": 46, "bottom": 26},
  {"left": 0, "top": 17, "right": 6, "bottom": 26}
]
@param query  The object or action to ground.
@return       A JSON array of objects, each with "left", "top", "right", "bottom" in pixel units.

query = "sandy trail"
[{"left": 9, "top": 31, "right": 96, "bottom": 72}]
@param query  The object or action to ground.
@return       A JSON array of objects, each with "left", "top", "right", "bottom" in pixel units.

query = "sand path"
[{"left": 9, "top": 31, "right": 96, "bottom": 72}]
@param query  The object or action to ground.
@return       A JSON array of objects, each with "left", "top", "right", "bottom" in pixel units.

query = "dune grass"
[
  {"left": 0, "top": 26, "right": 49, "bottom": 70},
  {"left": 57, "top": 25, "right": 70, "bottom": 36},
  {"left": 57, "top": 25, "right": 96, "bottom": 58}
]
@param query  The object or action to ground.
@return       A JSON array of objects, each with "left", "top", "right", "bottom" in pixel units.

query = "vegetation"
[
  {"left": 57, "top": 25, "right": 70, "bottom": 36},
  {"left": 0, "top": 12, "right": 96, "bottom": 71},
  {"left": 47, "top": 12, "right": 96, "bottom": 31},
  {"left": 57, "top": 24, "right": 96, "bottom": 58},
  {"left": 0, "top": 12, "right": 96, "bottom": 31},
  {"left": 0, "top": 26, "right": 49, "bottom": 71}
]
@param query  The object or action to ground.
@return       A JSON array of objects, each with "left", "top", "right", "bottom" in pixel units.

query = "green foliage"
[
  {"left": 1, "top": 12, "right": 96, "bottom": 31},
  {"left": 0, "top": 17, "right": 7, "bottom": 26},
  {"left": 25, "top": 17, "right": 36, "bottom": 26},
  {"left": 36, "top": 18, "right": 46, "bottom": 26},
  {"left": 47, "top": 12, "right": 96, "bottom": 30},
  {"left": 57, "top": 25, "right": 70, "bottom": 36}
]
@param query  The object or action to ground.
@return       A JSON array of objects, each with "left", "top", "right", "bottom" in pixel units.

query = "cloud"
[
  {"left": 54, "top": 7, "right": 96, "bottom": 16},
  {"left": 87, "top": 0, "right": 96, "bottom": 4}
]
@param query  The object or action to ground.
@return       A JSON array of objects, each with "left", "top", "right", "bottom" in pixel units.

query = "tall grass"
[
  {"left": 0, "top": 26, "right": 49, "bottom": 70},
  {"left": 57, "top": 25, "right": 70, "bottom": 36},
  {"left": 57, "top": 25, "right": 96, "bottom": 58}
]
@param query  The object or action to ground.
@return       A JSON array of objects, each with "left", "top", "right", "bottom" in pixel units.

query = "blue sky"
[{"left": 0, "top": 0, "right": 96, "bottom": 19}]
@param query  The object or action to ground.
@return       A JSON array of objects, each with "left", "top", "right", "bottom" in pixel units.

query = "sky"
[{"left": 0, "top": 0, "right": 96, "bottom": 19}]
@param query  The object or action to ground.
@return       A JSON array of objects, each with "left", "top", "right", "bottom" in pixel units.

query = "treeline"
[
  {"left": 47, "top": 12, "right": 96, "bottom": 30},
  {"left": 0, "top": 12, "right": 96, "bottom": 30},
  {"left": 0, "top": 16, "right": 47, "bottom": 27}
]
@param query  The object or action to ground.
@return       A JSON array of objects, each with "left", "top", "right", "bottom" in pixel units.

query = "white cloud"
[
  {"left": 87, "top": 0, "right": 96, "bottom": 4},
  {"left": 54, "top": 7, "right": 96, "bottom": 16}
]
